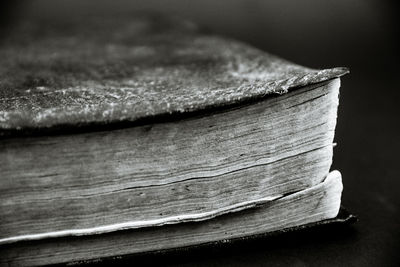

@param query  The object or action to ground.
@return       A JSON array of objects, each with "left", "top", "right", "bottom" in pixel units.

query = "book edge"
[
  {"left": 0, "top": 75, "right": 347, "bottom": 138},
  {"left": 67, "top": 207, "right": 356, "bottom": 266},
  {"left": 0, "top": 170, "right": 342, "bottom": 245}
]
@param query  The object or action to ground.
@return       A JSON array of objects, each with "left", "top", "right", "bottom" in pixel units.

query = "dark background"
[{"left": 2, "top": 1, "right": 399, "bottom": 266}]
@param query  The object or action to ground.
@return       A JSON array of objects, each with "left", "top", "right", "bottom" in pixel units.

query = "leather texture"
[{"left": 0, "top": 15, "right": 348, "bottom": 133}]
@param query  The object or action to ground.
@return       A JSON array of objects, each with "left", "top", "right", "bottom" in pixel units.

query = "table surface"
[{"left": 1, "top": 1, "right": 399, "bottom": 266}]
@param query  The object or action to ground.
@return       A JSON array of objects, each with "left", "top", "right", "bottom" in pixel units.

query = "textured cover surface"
[{"left": 0, "top": 15, "right": 348, "bottom": 134}]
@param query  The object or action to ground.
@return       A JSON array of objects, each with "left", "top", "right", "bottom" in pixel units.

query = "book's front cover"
[{"left": 0, "top": 15, "right": 348, "bottom": 135}]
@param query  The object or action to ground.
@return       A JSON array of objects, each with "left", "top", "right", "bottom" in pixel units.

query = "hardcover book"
[{"left": 0, "top": 15, "right": 349, "bottom": 266}]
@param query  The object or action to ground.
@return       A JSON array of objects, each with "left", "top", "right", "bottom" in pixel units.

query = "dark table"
[{"left": 2, "top": 1, "right": 399, "bottom": 266}]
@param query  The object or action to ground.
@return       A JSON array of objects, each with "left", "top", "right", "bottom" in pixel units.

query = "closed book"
[{"left": 0, "top": 15, "right": 349, "bottom": 266}]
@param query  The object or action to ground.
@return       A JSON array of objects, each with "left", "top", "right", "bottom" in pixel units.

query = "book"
[{"left": 0, "top": 15, "right": 348, "bottom": 266}]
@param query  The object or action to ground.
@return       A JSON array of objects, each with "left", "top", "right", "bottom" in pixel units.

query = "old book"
[{"left": 0, "top": 15, "right": 348, "bottom": 265}]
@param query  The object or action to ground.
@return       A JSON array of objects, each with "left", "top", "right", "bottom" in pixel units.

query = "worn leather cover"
[{"left": 0, "top": 15, "right": 348, "bottom": 135}]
